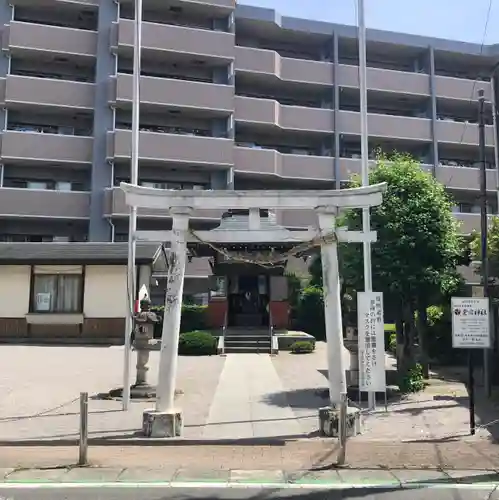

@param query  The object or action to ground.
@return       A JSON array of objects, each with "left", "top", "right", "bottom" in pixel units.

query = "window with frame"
[{"left": 31, "top": 274, "right": 83, "bottom": 313}]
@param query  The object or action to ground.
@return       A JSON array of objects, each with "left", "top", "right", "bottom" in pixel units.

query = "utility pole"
[
  {"left": 123, "top": 0, "right": 142, "bottom": 410},
  {"left": 357, "top": 0, "right": 376, "bottom": 410},
  {"left": 478, "top": 88, "right": 491, "bottom": 397}
]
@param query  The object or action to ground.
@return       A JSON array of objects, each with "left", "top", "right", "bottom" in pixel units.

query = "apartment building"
[{"left": 0, "top": 0, "right": 497, "bottom": 244}]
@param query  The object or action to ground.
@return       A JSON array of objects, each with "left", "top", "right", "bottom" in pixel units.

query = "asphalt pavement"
[{"left": 1, "top": 485, "right": 499, "bottom": 500}]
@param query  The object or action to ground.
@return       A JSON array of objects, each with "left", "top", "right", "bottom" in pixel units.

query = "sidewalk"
[
  {"left": 1, "top": 464, "right": 499, "bottom": 489},
  {"left": 3, "top": 439, "right": 499, "bottom": 471}
]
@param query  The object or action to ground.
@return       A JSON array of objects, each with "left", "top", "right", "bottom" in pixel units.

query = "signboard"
[
  {"left": 35, "top": 293, "right": 51, "bottom": 312},
  {"left": 357, "top": 292, "right": 386, "bottom": 392},
  {"left": 451, "top": 297, "right": 491, "bottom": 349}
]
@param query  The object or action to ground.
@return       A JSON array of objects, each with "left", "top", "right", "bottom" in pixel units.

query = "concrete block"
[
  {"left": 142, "top": 409, "right": 183, "bottom": 438},
  {"left": 318, "top": 405, "right": 361, "bottom": 437}
]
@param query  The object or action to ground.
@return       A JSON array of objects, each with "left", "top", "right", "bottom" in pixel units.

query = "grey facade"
[{"left": 0, "top": 0, "right": 498, "bottom": 245}]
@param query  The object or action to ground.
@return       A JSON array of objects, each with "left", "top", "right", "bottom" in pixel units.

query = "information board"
[
  {"left": 451, "top": 297, "right": 491, "bottom": 349},
  {"left": 357, "top": 291, "right": 386, "bottom": 392}
]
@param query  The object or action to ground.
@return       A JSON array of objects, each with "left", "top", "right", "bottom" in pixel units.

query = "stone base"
[
  {"left": 142, "top": 409, "right": 183, "bottom": 438},
  {"left": 318, "top": 406, "right": 362, "bottom": 437},
  {"left": 130, "top": 384, "right": 156, "bottom": 399}
]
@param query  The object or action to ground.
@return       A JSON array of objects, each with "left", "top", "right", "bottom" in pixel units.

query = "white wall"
[
  {"left": 0, "top": 265, "right": 30, "bottom": 318},
  {"left": 83, "top": 265, "right": 128, "bottom": 318}
]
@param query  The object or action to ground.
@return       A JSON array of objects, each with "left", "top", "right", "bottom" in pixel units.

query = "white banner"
[
  {"left": 451, "top": 297, "right": 491, "bottom": 349},
  {"left": 357, "top": 291, "right": 386, "bottom": 392}
]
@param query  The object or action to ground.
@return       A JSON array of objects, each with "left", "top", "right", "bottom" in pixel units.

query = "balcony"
[
  {"left": 338, "top": 110, "right": 432, "bottom": 141},
  {"left": 174, "top": 0, "right": 234, "bottom": 9},
  {"left": 434, "top": 76, "right": 492, "bottom": 101},
  {"left": 436, "top": 120, "right": 495, "bottom": 146},
  {"left": 454, "top": 213, "right": 495, "bottom": 234},
  {"left": 0, "top": 187, "right": 90, "bottom": 219},
  {"left": 277, "top": 210, "right": 317, "bottom": 228},
  {"left": 235, "top": 47, "right": 334, "bottom": 86},
  {"left": 114, "top": 74, "right": 233, "bottom": 112},
  {"left": 5, "top": 21, "right": 97, "bottom": 57},
  {"left": 1, "top": 131, "right": 93, "bottom": 164},
  {"left": 116, "top": 19, "right": 234, "bottom": 61},
  {"left": 103, "top": 187, "right": 222, "bottom": 220},
  {"left": 108, "top": 130, "right": 233, "bottom": 166},
  {"left": 435, "top": 165, "right": 497, "bottom": 191},
  {"left": 234, "top": 147, "right": 334, "bottom": 180},
  {"left": 235, "top": 96, "right": 333, "bottom": 132},
  {"left": 4, "top": 75, "right": 94, "bottom": 109},
  {"left": 118, "top": 0, "right": 234, "bottom": 11},
  {"left": 337, "top": 65, "right": 430, "bottom": 96}
]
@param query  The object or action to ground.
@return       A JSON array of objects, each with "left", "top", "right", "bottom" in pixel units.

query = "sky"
[{"left": 239, "top": 0, "right": 499, "bottom": 45}]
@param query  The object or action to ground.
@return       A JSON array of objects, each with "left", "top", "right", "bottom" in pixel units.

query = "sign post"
[
  {"left": 357, "top": 292, "right": 386, "bottom": 406},
  {"left": 451, "top": 297, "right": 491, "bottom": 435}
]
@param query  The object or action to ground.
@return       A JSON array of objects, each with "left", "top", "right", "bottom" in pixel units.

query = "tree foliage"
[
  {"left": 339, "top": 153, "right": 462, "bottom": 300},
  {"left": 470, "top": 216, "right": 499, "bottom": 288},
  {"left": 336, "top": 153, "right": 464, "bottom": 377}
]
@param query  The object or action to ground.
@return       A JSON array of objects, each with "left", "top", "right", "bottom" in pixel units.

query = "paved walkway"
[
  {"left": 2, "top": 344, "right": 499, "bottom": 445},
  {"left": 203, "top": 354, "right": 302, "bottom": 439},
  {"left": 1, "top": 465, "right": 498, "bottom": 488},
  {"left": 4, "top": 439, "right": 499, "bottom": 470}
]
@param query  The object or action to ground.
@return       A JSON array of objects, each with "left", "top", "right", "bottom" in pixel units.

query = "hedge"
[
  {"left": 150, "top": 304, "right": 207, "bottom": 338},
  {"left": 294, "top": 286, "right": 326, "bottom": 340},
  {"left": 178, "top": 330, "right": 217, "bottom": 356}
]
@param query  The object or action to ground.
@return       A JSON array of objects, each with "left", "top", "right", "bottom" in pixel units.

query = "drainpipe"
[
  {"left": 107, "top": 218, "right": 115, "bottom": 242},
  {"left": 491, "top": 75, "right": 499, "bottom": 213}
]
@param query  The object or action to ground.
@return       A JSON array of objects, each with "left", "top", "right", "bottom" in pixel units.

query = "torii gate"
[{"left": 120, "top": 182, "right": 387, "bottom": 438}]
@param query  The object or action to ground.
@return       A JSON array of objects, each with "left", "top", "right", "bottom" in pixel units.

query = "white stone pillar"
[
  {"left": 317, "top": 210, "right": 361, "bottom": 437},
  {"left": 317, "top": 211, "right": 347, "bottom": 406},
  {"left": 142, "top": 208, "right": 190, "bottom": 438}
]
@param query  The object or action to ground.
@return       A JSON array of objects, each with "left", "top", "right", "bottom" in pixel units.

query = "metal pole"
[
  {"left": 337, "top": 393, "right": 348, "bottom": 466},
  {"left": 357, "top": 0, "right": 375, "bottom": 411},
  {"left": 468, "top": 350, "right": 476, "bottom": 435},
  {"left": 78, "top": 392, "right": 89, "bottom": 465},
  {"left": 478, "top": 89, "right": 491, "bottom": 397},
  {"left": 123, "top": 0, "right": 142, "bottom": 411}
]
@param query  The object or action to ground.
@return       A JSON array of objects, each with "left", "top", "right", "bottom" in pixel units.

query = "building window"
[{"left": 31, "top": 274, "right": 83, "bottom": 313}]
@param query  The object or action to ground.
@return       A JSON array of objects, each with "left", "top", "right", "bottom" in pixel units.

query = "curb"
[
  {"left": 1, "top": 468, "right": 499, "bottom": 490},
  {"left": 1, "top": 480, "right": 499, "bottom": 491}
]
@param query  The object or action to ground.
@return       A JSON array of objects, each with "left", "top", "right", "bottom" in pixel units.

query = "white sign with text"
[
  {"left": 357, "top": 291, "right": 386, "bottom": 392},
  {"left": 451, "top": 297, "right": 491, "bottom": 349}
]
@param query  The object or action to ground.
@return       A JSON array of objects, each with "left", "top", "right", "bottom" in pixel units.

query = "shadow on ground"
[{"left": 430, "top": 364, "right": 499, "bottom": 443}]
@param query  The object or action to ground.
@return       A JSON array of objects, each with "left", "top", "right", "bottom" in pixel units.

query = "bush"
[
  {"left": 181, "top": 305, "right": 208, "bottom": 333},
  {"left": 151, "top": 304, "right": 207, "bottom": 338},
  {"left": 425, "top": 304, "right": 464, "bottom": 364},
  {"left": 398, "top": 363, "right": 426, "bottom": 393},
  {"left": 290, "top": 341, "right": 315, "bottom": 354},
  {"left": 178, "top": 330, "right": 217, "bottom": 356},
  {"left": 387, "top": 332, "right": 397, "bottom": 354},
  {"left": 295, "top": 286, "right": 325, "bottom": 340}
]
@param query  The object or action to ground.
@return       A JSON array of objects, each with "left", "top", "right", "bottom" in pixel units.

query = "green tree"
[
  {"left": 470, "top": 216, "right": 499, "bottom": 292},
  {"left": 336, "top": 153, "right": 463, "bottom": 381}
]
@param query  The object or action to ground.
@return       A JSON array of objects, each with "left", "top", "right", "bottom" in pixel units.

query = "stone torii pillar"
[
  {"left": 120, "top": 182, "right": 387, "bottom": 438},
  {"left": 142, "top": 208, "right": 191, "bottom": 437},
  {"left": 317, "top": 209, "right": 362, "bottom": 437}
]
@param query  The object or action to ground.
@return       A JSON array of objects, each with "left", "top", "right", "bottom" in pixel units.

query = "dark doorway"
[{"left": 228, "top": 275, "right": 269, "bottom": 327}]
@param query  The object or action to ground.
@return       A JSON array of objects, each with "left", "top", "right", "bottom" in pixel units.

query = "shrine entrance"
[
  {"left": 227, "top": 274, "right": 269, "bottom": 328},
  {"left": 121, "top": 181, "right": 386, "bottom": 439}
]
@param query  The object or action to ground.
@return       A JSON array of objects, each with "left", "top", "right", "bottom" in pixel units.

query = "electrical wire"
[{"left": 458, "top": 0, "right": 494, "bottom": 145}]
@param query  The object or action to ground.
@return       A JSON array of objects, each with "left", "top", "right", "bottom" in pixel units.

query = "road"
[{"left": 0, "top": 485, "right": 498, "bottom": 500}]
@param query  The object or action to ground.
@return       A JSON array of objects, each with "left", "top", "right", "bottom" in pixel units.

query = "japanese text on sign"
[
  {"left": 357, "top": 292, "right": 386, "bottom": 392},
  {"left": 451, "top": 297, "right": 491, "bottom": 349}
]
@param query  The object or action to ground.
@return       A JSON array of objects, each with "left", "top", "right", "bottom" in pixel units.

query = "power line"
[{"left": 458, "top": 0, "right": 494, "bottom": 144}]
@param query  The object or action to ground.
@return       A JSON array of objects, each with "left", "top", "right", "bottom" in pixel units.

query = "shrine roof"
[{"left": 0, "top": 242, "right": 163, "bottom": 265}]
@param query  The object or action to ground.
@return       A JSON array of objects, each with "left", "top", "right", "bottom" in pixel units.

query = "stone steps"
[{"left": 223, "top": 329, "right": 272, "bottom": 354}]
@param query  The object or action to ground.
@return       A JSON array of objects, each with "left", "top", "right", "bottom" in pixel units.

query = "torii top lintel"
[{"left": 120, "top": 182, "right": 388, "bottom": 211}]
